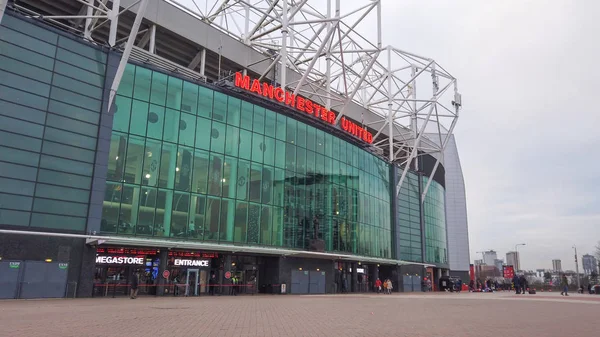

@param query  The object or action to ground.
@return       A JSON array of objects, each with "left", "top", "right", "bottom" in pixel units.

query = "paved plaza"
[{"left": 1, "top": 292, "right": 598, "bottom": 337}]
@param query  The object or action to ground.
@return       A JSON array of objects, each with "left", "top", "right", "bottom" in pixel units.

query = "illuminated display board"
[{"left": 234, "top": 72, "right": 374, "bottom": 144}]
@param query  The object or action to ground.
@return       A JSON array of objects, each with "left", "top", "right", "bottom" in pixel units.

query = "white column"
[
  {"left": 84, "top": 0, "right": 94, "bottom": 39},
  {"left": 108, "top": 0, "right": 120, "bottom": 47},
  {"left": 280, "top": 0, "right": 288, "bottom": 88},
  {"left": 149, "top": 24, "right": 156, "bottom": 53}
]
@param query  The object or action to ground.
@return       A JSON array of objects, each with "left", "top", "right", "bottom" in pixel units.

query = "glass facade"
[
  {"left": 397, "top": 171, "right": 422, "bottom": 262},
  {"left": 100, "top": 63, "right": 392, "bottom": 258},
  {"left": 0, "top": 15, "right": 104, "bottom": 231},
  {"left": 423, "top": 177, "right": 447, "bottom": 265},
  {"left": 1, "top": 14, "right": 450, "bottom": 264}
]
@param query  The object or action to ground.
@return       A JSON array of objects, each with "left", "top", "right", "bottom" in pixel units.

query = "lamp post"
[
  {"left": 515, "top": 243, "right": 526, "bottom": 271},
  {"left": 573, "top": 245, "right": 581, "bottom": 289}
]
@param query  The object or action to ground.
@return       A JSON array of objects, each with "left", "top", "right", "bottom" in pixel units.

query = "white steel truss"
[{"left": 168, "top": 0, "right": 462, "bottom": 200}]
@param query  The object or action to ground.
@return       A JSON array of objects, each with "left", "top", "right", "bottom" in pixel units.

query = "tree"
[
  {"left": 544, "top": 272, "right": 552, "bottom": 283},
  {"left": 596, "top": 241, "right": 600, "bottom": 260}
]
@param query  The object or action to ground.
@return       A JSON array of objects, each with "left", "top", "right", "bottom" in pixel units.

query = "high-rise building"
[
  {"left": 552, "top": 259, "right": 562, "bottom": 272},
  {"left": 506, "top": 251, "right": 520, "bottom": 271},
  {"left": 582, "top": 254, "right": 598, "bottom": 276},
  {"left": 494, "top": 259, "right": 504, "bottom": 273},
  {"left": 483, "top": 250, "right": 497, "bottom": 266},
  {"left": 474, "top": 259, "right": 484, "bottom": 266}
]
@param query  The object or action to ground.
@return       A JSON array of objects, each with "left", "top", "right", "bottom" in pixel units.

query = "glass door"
[{"left": 186, "top": 269, "right": 199, "bottom": 296}]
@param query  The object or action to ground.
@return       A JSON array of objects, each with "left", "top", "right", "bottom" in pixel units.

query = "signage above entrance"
[
  {"left": 234, "top": 72, "right": 373, "bottom": 144},
  {"left": 173, "top": 259, "right": 209, "bottom": 267},
  {"left": 95, "top": 256, "right": 145, "bottom": 265}
]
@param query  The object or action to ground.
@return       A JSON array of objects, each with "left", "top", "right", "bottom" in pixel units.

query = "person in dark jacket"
[
  {"left": 130, "top": 271, "right": 139, "bottom": 299},
  {"left": 560, "top": 274, "right": 569, "bottom": 296},
  {"left": 512, "top": 275, "right": 520, "bottom": 294},
  {"left": 520, "top": 275, "right": 527, "bottom": 294}
]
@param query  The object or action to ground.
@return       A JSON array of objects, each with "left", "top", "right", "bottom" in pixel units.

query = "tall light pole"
[
  {"left": 515, "top": 243, "right": 526, "bottom": 271},
  {"left": 573, "top": 245, "right": 581, "bottom": 289}
]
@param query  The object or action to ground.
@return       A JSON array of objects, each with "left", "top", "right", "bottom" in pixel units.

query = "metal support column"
[
  {"left": 107, "top": 0, "right": 148, "bottom": 112},
  {"left": 0, "top": 0, "right": 8, "bottom": 25},
  {"left": 108, "top": 0, "right": 120, "bottom": 46},
  {"left": 148, "top": 24, "right": 156, "bottom": 53},
  {"left": 280, "top": 0, "right": 288, "bottom": 89}
]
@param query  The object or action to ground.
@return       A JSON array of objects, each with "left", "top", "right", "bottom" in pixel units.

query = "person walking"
[
  {"left": 512, "top": 275, "right": 520, "bottom": 294},
  {"left": 375, "top": 278, "right": 382, "bottom": 294},
  {"left": 560, "top": 274, "right": 569, "bottom": 296},
  {"left": 387, "top": 279, "right": 393, "bottom": 294},
  {"left": 520, "top": 275, "right": 528, "bottom": 295},
  {"left": 130, "top": 271, "right": 139, "bottom": 299}
]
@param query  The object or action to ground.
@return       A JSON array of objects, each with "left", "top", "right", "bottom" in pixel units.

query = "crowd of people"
[{"left": 374, "top": 278, "right": 394, "bottom": 294}]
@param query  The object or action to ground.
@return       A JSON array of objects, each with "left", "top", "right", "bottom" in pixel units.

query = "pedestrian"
[
  {"left": 387, "top": 279, "right": 393, "bottom": 294},
  {"left": 560, "top": 274, "right": 569, "bottom": 296},
  {"left": 375, "top": 278, "right": 382, "bottom": 294},
  {"left": 513, "top": 275, "right": 520, "bottom": 294},
  {"left": 209, "top": 273, "right": 217, "bottom": 296},
  {"left": 130, "top": 271, "right": 139, "bottom": 299},
  {"left": 520, "top": 275, "right": 527, "bottom": 295}
]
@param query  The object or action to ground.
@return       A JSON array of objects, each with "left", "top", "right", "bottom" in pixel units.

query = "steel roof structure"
[{"left": 2, "top": 0, "right": 462, "bottom": 201}]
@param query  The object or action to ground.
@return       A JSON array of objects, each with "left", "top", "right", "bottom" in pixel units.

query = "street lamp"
[
  {"left": 573, "top": 245, "right": 581, "bottom": 289},
  {"left": 515, "top": 243, "right": 526, "bottom": 271}
]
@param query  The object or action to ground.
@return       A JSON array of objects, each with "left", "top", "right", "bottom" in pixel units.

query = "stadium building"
[{"left": 0, "top": 0, "right": 467, "bottom": 298}]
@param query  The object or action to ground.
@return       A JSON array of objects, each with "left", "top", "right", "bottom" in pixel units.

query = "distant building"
[
  {"left": 506, "top": 251, "right": 520, "bottom": 271},
  {"left": 552, "top": 259, "right": 562, "bottom": 272},
  {"left": 494, "top": 259, "right": 504, "bottom": 273},
  {"left": 582, "top": 254, "right": 598, "bottom": 276},
  {"left": 483, "top": 250, "right": 498, "bottom": 266},
  {"left": 474, "top": 259, "right": 484, "bottom": 266}
]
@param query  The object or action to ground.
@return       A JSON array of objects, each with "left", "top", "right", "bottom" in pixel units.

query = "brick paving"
[{"left": 0, "top": 292, "right": 598, "bottom": 337}]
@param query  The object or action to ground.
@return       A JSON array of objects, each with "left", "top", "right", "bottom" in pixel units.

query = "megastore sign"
[
  {"left": 234, "top": 72, "right": 374, "bottom": 144},
  {"left": 95, "top": 256, "right": 145, "bottom": 265}
]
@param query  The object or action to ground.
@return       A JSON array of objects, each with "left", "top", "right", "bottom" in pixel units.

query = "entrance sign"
[
  {"left": 95, "top": 256, "right": 144, "bottom": 265},
  {"left": 174, "top": 259, "right": 209, "bottom": 267},
  {"left": 234, "top": 72, "right": 374, "bottom": 144}
]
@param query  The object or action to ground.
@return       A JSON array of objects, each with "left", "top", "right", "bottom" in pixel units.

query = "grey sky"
[
  {"left": 378, "top": 0, "right": 600, "bottom": 270},
  {"left": 177, "top": 0, "right": 599, "bottom": 270}
]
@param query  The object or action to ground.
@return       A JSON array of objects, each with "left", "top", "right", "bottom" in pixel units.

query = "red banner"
[{"left": 503, "top": 265, "right": 515, "bottom": 279}]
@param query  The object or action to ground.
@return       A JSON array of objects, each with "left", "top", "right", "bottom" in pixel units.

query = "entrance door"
[
  {"left": 186, "top": 269, "right": 199, "bottom": 296},
  {"left": 20, "top": 261, "right": 69, "bottom": 299},
  {"left": 291, "top": 270, "right": 309, "bottom": 294},
  {"left": 309, "top": 271, "right": 326, "bottom": 294},
  {"left": 403, "top": 275, "right": 413, "bottom": 292},
  {"left": 0, "top": 261, "right": 21, "bottom": 299}
]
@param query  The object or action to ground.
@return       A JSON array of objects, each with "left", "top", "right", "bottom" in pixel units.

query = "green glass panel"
[
  {"left": 212, "top": 92, "right": 227, "bottom": 123},
  {"left": 234, "top": 201, "right": 248, "bottom": 243},
  {"left": 191, "top": 149, "right": 209, "bottom": 194},
  {"left": 141, "top": 139, "right": 161, "bottom": 187},
  {"left": 150, "top": 72, "right": 168, "bottom": 106},
  {"left": 240, "top": 101, "right": 253, "bottom": 130},
  {"left": 163, "top": 108, "right": 180, "bottom": 143},
  {"left": 253, "top": 106, "right": 265, "bottom": 134},
  {"left": 166, "top": 76, "right": 183, "bottom": 110},
  {"left": 198, "top": 86, "right": 213, "bottom": 118},
  {"left": 224, "top": 125, "right": 239, "bottom": 157},
  {"left": 238, "top": 129, "right": 252, "bottom": 161},
  {"left": 179, "top": 112, "right": 196, "bottom": 147},
  {"left": 195, "top": 116, "right": 211, "bottom": 150},
  {"left": 264, "top": 110, "right": 276, "bottom": 138},
  {"left": 158, "top": 142, "right": 177, "bottom": 189},
  {"left": 147, "top": 104, "right": 165, "bottom": 139},
  {"left": 275, "top": 113, "right": 286, "bottom": 140},
  {"left": 210, "top": 121, "right": 226, "bottom": 153},
  {"left": 129, "top": 100, "right": 148, "bottom": 136},
  {"left": 133, "top": 66, "right": 151, "bottom": 101},
  {"left": 252, "top": 133, "right": 264, "bottom": 163},
  {"left": 222, "top": 156, "right": 237, "bottom": 199},
  {"left": 227, "top": 97, "right": 241, "bottom": 127},
  {"left": 181, "top": 81, "right": 198, "bottom": 114}
]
